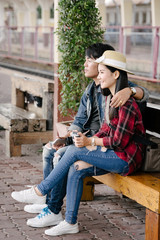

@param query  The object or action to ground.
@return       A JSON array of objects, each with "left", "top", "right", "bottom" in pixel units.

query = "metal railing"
[
  {"left": 104, "top": 25, "right": 160, "bottom": 80},
  {"left": 0, "top": 26, "right": 54, "bottom": 65},
  {"left": 0, "top": 25, "right": 159, "bottom": 80}
]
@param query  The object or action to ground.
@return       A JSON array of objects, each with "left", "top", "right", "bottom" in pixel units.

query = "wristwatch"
[{"left": 130, "top": 87, "right": 137, "bottom": 96}]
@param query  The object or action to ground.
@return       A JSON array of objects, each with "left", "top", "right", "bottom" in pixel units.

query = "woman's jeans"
[{"left": 39, "top": 145, "right": 129, "bottom": 223}]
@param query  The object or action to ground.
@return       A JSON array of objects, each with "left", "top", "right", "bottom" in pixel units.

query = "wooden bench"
[
  {"left": 81, "top": 102, "right": 160, "bottom": 240},
  {"left": 0, "top": 69, "right": 54, "bottom": 157}
]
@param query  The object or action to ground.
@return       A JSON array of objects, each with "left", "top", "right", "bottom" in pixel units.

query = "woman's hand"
[{"left": 74, "top": 132, "right": 91, "bottom": 148}]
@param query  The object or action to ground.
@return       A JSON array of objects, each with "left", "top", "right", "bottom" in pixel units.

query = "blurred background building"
[
  {"left": 0, "top": 0, "right": 159, "bottom": 79},
  {"left": 0, "top": 0, "right": 152, "bottom": 29},
  {"left": 0, "top": 0, "right": 160, "bottom": 104}
]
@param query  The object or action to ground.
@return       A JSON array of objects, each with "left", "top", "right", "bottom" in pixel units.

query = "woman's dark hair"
[
  {"left": 101, "top": 65, "right": 129, "bottom": 120},
  {"left": 85, "top": 43, "right": 115, "bottom": 59},
  {"left": 107, "top": 65, "right": 129, "bottom": 93}
]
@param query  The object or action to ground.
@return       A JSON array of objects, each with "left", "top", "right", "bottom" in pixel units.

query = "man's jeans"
[
  {"left": 42, "top": 145, "right": 68, "bottom": 214},
  {"left": 39, "top": 145, "right": 129, "bottom": 223}
]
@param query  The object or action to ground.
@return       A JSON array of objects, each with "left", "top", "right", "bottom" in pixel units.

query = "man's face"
[{"left": 84, "top": 56, "right": 98, "bottom": 79}]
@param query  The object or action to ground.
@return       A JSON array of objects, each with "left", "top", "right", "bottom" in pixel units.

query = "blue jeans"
[
  {"left": 38, "top": 145, "right": 129, "bottom": 223},
  {"left": 42, "top": 145, "right": 68, "bottom": 213}
]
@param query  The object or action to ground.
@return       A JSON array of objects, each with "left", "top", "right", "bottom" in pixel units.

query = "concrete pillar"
[
  {"left": 12, "top": 0, "right": 27, "bottom": 28},
  {"left": 0, "top": 1, "right": 6, "bottom": 50},
  {"left": 38, "top": 0, "right": 53, "bottom": 27},
  {"left": 151, "top": 0, "right": 160, "bottom": 26},
  {"left": 151, "top": 0, "right": 160, "bottom": 78},
  {"left": 120, "top": 0, "right": 133, "bottom": 54},
  {"left": 53, "top": 0, "right": 72, "bottom": 137},
  {"left": 23, "top": 0, "right": 38, "bottom": 46},
  {"left": 96, "top": 0, "right": 106, "bottom": 28},
  {"left": 54, "top": 0, "right": 61, "bottom": 64},
  {"left": 0, "top": 1, "right": 6, "bottom": 26},
  {"left": 24, "top": 0, "right": 38, "bottom": 27},
  {"left": 11, "top": 0, "right": 27, "bottom": 48},
  {"left": 146, "top": 11, "right": 151, "bottom": 25},
  {"left": 53, "top": 0, "right": 60, "bottom": 138},
  {"left": 121, "top": 0, "right": 132, "bottom": 26},
  {"left": 38, "top": 0, "right": 54, "bottom": 47}
]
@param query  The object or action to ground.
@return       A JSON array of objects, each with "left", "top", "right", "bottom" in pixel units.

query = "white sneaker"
[
  {"left": 45, "top": 220, "right": 79, "bottom": 236},
  {"left": 24, "top": 204, "right": 48, "bottom": 213},
  {"left": 27, "top": 207, "right": 63, "bottom": 228},
  {"left": 11, "top": 187, "right": 46, "bottom": 204}
]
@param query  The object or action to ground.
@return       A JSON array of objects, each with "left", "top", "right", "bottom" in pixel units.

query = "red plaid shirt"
[{"left": 95, "top": 97, "right": 145, "bottom": 175}]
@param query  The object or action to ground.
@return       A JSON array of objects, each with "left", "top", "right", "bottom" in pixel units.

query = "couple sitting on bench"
[{"left": 11, "top": 43, "right": 148, "bottom": 236}]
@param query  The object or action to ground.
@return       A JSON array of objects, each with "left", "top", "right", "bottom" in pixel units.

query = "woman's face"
[{"left": 98, "top": 64, "right": 118, "bottom": 95}]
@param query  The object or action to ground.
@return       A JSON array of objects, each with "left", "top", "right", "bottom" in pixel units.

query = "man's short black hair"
[{"left": 85, "top": 43, "right": 115, "bottom": 59}]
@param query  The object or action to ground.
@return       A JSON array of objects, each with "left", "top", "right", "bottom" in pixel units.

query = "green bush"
[{"left": 57, "top": 0, "right": 104, "bottom": 115}]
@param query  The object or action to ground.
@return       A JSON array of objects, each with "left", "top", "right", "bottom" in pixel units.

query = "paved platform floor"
[{"left": 0, "top": 131, "right": 145, "bottom": 240}]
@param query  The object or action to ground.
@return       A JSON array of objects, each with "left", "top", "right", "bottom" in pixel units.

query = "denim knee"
[
  {"left": 56, "top": 146, "right": 69, "bottom": 157},
  {"left": 68, "top": 162, "right": 93, "bottom": 179},
  {"left": 53, "top": 146, "right": 68, "bottom": 167},
  {"left": 42, "top": 145, "right": 56, "bottom": 179},
  {"left": 43, "top": 146, "right": 56, "bottom": 163}
]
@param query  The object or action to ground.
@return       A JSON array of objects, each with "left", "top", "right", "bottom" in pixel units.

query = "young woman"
[{"left": 11, "top": 51, "right": 145, "bottom": 236}]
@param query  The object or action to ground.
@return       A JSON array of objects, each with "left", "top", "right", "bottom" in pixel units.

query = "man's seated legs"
[
  {"left": 24, "top": 145, "right": 68, "bottom": 214},
  {"left": 24, "top": 145, "right": 56, "bottom": 213},
  {"left": 25, "top": 146, "right": 69, "bottom": 227}
]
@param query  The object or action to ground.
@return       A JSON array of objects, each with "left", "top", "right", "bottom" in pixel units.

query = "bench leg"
[
  {"left": 81, "top": 177, "right": 95, "bottom": 201},
  {"left": 5, "top": 131, "right": 21, "bottom": 157},
  {"left": 145, "top": 209, "right": 160, "bottom": 240}
]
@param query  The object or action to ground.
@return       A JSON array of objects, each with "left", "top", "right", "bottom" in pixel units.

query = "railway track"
[{"left": 0, "top": 62, "right": 54, "bottom": 79}]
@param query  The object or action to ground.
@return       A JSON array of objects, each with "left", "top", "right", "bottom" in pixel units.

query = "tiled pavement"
[{"left": 0, "top": 131, "right": 145, "bottom": 240}]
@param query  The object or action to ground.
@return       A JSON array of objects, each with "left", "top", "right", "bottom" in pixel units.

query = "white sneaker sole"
[{"left": 45, "top": 225, "right": 79, "bottom": 236}]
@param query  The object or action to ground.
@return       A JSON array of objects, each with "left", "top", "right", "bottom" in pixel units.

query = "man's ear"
[{"left": 114, "top": 70, "right": 120, "bottom": 79}]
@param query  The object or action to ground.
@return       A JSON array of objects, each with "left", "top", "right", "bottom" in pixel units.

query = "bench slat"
[
  {"left": 0, "top": 103, "right": 46, "bottom": 132},
  {"left": 93, "top": 173, "right": 160, "bottom": 213},
  {"left": 12, "top": 131, "right": 53, "bottom": 145},
  {"left": 0, "top": 103, "right": 37, "bottom": 119}
]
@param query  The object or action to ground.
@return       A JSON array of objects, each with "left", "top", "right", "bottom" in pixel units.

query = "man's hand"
[
  {"left": 52, "top": 138, "right": 66, "bottom": 150},
  {"left": 57, "top": 131, "right": 71, "bottom": 139},
  {"left": 45, "top": 138, "right": 66, "bottom": 150},
  {"left": 110, "top": 87, "right": 131, "bottom": 108}
]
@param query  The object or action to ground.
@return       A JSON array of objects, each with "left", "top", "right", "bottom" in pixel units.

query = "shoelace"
[{"left": 37, "top": 207, "right": 51, "bottom": 219}]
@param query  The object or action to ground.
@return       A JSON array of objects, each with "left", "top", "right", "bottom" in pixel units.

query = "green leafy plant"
[{"left": 57, "top": 0, "right": 104, "bottom": 115}]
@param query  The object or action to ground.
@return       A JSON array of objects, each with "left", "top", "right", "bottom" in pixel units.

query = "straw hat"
[{"left": 95, "top": 50, "right": 134, "bottom": 74}]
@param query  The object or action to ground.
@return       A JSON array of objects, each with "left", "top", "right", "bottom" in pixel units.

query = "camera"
[{"left": 71, "top": 131, "right": 80, "bottom": 139}]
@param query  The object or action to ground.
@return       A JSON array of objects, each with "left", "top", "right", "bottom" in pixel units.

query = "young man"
[{"left": 22, "top": 43, "right": 149, "bottom": 228}]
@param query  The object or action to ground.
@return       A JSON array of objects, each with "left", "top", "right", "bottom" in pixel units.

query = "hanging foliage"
[{"left": 56, "top": 0, "right": 104, "bottom": 115}]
